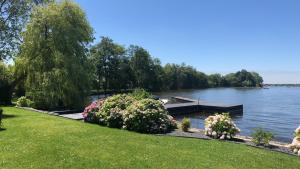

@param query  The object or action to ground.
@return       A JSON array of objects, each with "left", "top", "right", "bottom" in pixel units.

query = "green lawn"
[{"left": 0, "top": 107, "right": 299, "bottom": 169}]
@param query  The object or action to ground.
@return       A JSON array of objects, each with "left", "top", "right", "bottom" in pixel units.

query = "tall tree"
[
  {"left": 208, "top": 73, "right": 223, "bottom": 87},
  {"left": 90, "top": 37, "right": 131, "bottom": 94},
  {"left": 18, "top": 0, "right": 93, "bottom": 109},
  {"left": 0, "top": 0, "right": 48, "bottom": 60},
  {"left": 128, "top": 45, "right": 162, "bottom": 91}
]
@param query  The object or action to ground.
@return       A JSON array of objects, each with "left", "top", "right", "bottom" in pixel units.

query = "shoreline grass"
[{"left": 0, "top": 106, "right": 299, "bottom": 169}]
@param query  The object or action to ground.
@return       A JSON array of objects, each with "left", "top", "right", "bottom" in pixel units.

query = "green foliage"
[
  {"left": 208, "top": 74, "right": 226, "bottom": 87},
  {"left": 251, "top": 128, "right": 274, "bottom": 146},
  {"left": 90, "top": 37, "right": 133, "bottom": 93},
  {"left": 16, "top": 96, "right": 34, "bottom": 107},
  {"left": 163, "top": 63, "right": 208, "bottom": 90},
  {"left": 0, "top": 0, "right": 48, "bottom": 60},
  {"left": 181, "top": 117, "right": 191, "bottom": 132},
  {"left": 89, "top": 37, "right": 263, "bottom": 92},
  {"left": 128, "top": 45, "right": 164, "bottom": 91},
  {"left": 19, "top": 0, "right": 93, "bottom": 110},
  {"left": 224, "top": 69, "right": 263, "bottom": 87},
  {"left": 0, "top": 62, "right": 14, "bottom": 104},
  {"left": 0, "top": 0, "right": 30, "bottom": 60},
  {"left": 130, "top": 88, "right": 152, "bottom": 100},
  {"left": 124, "top": 98, "right": 175, "bottom": 133}
]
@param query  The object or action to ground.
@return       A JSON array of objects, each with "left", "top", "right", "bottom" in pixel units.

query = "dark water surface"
[{"left": 155, "top": 87, "right": 300, "bottom": 142}]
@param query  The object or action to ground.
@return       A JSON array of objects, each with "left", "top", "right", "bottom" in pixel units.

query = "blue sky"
[{"left": 75, "top": 0, "right": 300, "bottom": 84}]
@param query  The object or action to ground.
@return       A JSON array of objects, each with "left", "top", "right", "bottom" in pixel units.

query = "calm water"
[{"left": 155, "top": 87, "right": 300, "bottom": 142}]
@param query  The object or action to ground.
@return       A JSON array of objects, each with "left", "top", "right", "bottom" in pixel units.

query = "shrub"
[
  {"left": 96, "top": 94, "right": 135, "bottom": 128},
  {"left": 16, "top": 96, "right": 34, "bottom": 107},
  {"left": 181, "top": 117, "right": 191, "bottom": 132},
  {"left": 123, "top": 99, "right": 176, "bottom": 133},
  {"left": 251, "top": 128, "right": 274, "bottom": 146},
  {"left": 0, "top": 108, "right": 3, "bottom": 128},
  {"left": 204, "top": 113, "right": 240, "bottom": 139},
  {"left": 130, "top": 88, "right": 153, "bottom": 100},
  {"left": 83, "top": 94, "right": 176, "bottom": 133},
  {"left": 289, "top": 125, "right": 300, "bottom": 156},
  {"left": 82, "top": 99, "right": 104, "bottom": 123}
]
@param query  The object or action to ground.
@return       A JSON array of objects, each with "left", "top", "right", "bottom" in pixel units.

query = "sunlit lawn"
[{"left": 0, "top": 107, "right": 299, "bottom": 169}]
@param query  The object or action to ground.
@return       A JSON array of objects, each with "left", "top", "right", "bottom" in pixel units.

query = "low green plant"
[
  {"left": 16, "top": 96, "right": 34, "bottom": 107},
  {"left": 251, "top": 128, "right": 274, "bottom": 146},
  {"left": 181, "top": 117, "right": 191, "bottom": 132}
]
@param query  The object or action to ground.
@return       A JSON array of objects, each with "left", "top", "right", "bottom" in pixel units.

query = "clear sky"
[{"left": 75, "top": 0, "right": 300, "bottom": 84}]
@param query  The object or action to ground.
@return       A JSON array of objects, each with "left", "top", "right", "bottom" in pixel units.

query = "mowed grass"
[{"left": 0, "top": 107, "right": 299, "bottom": 169}]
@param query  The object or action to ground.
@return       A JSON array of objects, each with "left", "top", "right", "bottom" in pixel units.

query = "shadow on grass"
[
  {"left": 2, "top": 114, "right": 18, "bottom": 119},
  {"left": 230, "top": 137, "right": 246, "bottom": 143}
]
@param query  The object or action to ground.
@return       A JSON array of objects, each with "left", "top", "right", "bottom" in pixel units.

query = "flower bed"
[
  {"left": 204, "top": 113, "right": 240, "bottom": 140},
  {"left": 289, "top": 125, "right": 300, "bottom": 156}
]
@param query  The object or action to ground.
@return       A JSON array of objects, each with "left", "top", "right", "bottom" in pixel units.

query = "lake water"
[{"left": 155, "top": 87, "right": 300, "bottom": 142}]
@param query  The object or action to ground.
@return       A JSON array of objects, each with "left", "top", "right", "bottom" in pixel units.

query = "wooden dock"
[{"left": 164, "top": 97, "right": 243, "bottom": 115}]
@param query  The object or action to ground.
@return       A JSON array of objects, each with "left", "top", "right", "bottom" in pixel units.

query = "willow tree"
[{"left": 19, "top": 1, "right": 93, "bottom": 109}]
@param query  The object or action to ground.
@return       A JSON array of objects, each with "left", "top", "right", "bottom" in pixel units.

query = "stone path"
[
  {"left": 17, "top": 107, "right": 83, "bottom": 120},
  {"left": 59, "top": 113, "right": 83, "bottom": 120}
]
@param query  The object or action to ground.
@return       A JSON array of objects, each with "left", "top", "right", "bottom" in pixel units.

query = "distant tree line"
[{"left": 90, "top": 37, "right": 264, "bottom": 93}]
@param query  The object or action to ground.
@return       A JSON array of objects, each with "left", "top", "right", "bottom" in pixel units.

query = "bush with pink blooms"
[
  {"left": 82, "top": 99, "right": 104, "bottom": 123},
  {"left": 82, "top": 93, "right": 176, "bottom": 133},
  {"left": 289, "top": 125, "right": 300, "bottom": 156},
  {"left": 204, "top": 113, "right": 240, "bottom": 140}
]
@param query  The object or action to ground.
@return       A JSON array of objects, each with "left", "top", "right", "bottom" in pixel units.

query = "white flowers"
[
  {"left": 289, "top": 125, "right": 300, "bottom": 156},
  {"left": 204, "top": 113, "right": 240, "bottom": 140}
]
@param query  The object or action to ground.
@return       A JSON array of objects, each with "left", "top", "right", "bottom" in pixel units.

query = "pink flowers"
[{"left": 82, "top": 99, "right": 104, "bottom": 122}]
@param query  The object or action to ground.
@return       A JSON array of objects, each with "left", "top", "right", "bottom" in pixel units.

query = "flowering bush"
[
  {"left": 82, "top": 99, "right": 104, "bottom": 123},
  {"left": 96, "top": 94, "right": 135, "bottom": 128},
  {"left": 204, "top": 113, "right": 240, "bottom": 140},
  {"left": 289, "top": 125, "right": 300, "bottom": 156},
  {"left": 123, "top": 99, "right": 176, "bottom": 133},
  {"left": 83, "top": 94, "right": 176, "bottom": 133},
  {"left": 16, "top": 96, "right": 34, "bottom": 107}
]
